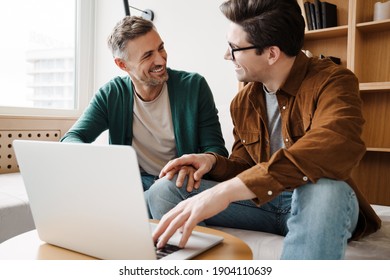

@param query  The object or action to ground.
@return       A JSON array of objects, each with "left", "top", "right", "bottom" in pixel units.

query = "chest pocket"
[{"left": 236, "top": 131, "right": 260, "bottom": 161}]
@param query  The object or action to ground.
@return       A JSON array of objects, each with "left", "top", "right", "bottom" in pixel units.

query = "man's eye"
[{"left": 141, "top": 52, "right": 152, "bottom": 60}]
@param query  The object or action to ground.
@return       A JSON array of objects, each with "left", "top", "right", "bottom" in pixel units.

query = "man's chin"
[
  {"left": 233, "top": 69, "right": 245, "bottom": 82},
  {"left": 147, "top": 74, "right": 169, "bottom": 86},
  {"left": 235, "top": 74, "right": 248, "bottom": 83}
]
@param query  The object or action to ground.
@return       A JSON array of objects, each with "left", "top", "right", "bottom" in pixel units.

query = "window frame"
[{"left": 0, "top": 0, "right": 95, "bottom": 118}]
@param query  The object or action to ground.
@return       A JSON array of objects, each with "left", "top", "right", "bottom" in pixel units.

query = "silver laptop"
[{"left": 13, "top": 140, "right": 223, "bottom": 260}]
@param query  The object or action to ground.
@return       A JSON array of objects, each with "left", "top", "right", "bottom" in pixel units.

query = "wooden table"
[{"left": 0, "top": 227, "right": 252, "bottom": 260}]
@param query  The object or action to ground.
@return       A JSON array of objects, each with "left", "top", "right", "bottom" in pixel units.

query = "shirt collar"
[{"left": 279, "top": 51, "right": 310, "bottom": 97}]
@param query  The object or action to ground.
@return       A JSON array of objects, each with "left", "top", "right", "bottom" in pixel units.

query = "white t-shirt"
[{"left": 132, "top": 83, "right": 177, "bottom": 176}]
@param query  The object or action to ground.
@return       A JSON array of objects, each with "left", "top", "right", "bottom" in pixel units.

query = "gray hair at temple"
[{"left": 107, "top": 16, "right": 155, "bottom": 60}]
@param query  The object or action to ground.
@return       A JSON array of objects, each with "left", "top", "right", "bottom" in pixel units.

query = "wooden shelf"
[
  {"left": 356, "top": 19, "right": 390, "bottom": 33},
  {"left": 360, "top": 82, "right": 390, "bottom": 92},
  {"left": 366, "top": 147, "right": 390, "bottom": 153},
  {"left": 305, "top": 25, "right": 348, "bottom": 40}
]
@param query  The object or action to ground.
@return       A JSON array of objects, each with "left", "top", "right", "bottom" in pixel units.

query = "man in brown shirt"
[{"left": 147, "top": 0, "right": 381, "bottom": 259}]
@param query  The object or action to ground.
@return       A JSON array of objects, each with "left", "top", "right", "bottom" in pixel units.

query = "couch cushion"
[{"left": 0, "top": 173, "right": 35, "bottom": 243}]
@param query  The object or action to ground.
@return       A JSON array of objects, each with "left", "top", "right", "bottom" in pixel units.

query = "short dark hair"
[
  {"left": 107, "top": 16, "right": 155, "bottom": 60},
  {"left": 220, "top": 0, "right": 305, "bottom": 56}
]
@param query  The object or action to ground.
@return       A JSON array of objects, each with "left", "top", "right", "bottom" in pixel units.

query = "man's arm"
[
  {"left": 152, "top": 177, "right": 256, "bottom": 249},
  {"left": 61, "top": 90, "right": 109, "bottom": 143},
  {"left": 195, "top": 76, "right": 229, "bottom": 157}
]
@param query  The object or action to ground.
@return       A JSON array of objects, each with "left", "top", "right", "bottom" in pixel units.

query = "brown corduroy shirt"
[{"left": 209, "top": 52, "right": 381, "bottom": 240}]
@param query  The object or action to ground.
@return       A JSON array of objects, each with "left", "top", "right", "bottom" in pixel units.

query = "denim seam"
[{"left": 338, "top": 190, "right": 356, "bottom": 259}]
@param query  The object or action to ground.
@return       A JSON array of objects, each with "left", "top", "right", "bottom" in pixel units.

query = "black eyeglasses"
[{"left": 228, "top": 43, "right": 259, "bottom": 60}]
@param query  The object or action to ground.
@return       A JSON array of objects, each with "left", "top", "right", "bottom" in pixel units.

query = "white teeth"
[{"left": 151, "top": 66, "right": 164, "bottom": 73}]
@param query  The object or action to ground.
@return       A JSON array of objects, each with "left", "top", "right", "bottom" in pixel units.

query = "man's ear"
[
  {"left": 114, "top": 58, "right": 127, "bottom": 71},
  {"left": 267, "top": 46, "right": 281, "bottom": 66}
]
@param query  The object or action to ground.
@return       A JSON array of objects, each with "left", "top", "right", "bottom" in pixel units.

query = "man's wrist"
[{"left": 206, "top": 153, "right": 218, "bottom": 171}]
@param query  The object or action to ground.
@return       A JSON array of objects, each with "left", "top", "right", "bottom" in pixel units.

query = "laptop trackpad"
[{"left": 149, "top": 223, "right": 223, "bottom": 260}]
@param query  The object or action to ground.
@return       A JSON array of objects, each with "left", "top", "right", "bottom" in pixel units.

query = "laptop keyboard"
[{"left": 155, "top": 243, "right": 182, "bottom": 259}]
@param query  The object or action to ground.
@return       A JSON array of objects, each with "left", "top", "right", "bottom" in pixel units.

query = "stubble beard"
[{"left": 146, "top": 72, "right": 169, "bottom": 86}]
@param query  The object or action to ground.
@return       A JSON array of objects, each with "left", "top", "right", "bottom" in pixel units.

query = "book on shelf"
[
  {"left": 303, "top": 1, "right": 338, "bottom": 30},
  {"left": 314, "top": 0, "right": 323, "bottom": 29},
  {"left": 321, "top": 1, "right": 338, "bottom": 28},
  {"left": 309, "top": 2, "right": 317, "bottom": 29},
  {"left": 303, "top": 1, "right": 314, "bottom": 30},
  {"left": 297, "top": 0, "right": 309, "bottom": 31}
]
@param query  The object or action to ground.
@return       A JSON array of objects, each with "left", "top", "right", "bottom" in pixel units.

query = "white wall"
[{"left": 94, "top": 0, "right": 238, "bottom": 150}]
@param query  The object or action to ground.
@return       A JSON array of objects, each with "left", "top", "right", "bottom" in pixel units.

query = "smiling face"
[
  {"left": 119, "top": 29, "right": 168, "bottom": 88},
  {"left": 224, "top": 22, "right": 270, "bottom": 83}
]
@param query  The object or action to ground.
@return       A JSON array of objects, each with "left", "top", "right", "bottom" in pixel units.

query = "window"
[{"left": 0, "top": 0, "right": 94, "bottom": 117}]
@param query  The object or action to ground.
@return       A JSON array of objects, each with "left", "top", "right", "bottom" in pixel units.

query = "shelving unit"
[{"left": 303, "top": 0, "right": 390, "bottom": 205}]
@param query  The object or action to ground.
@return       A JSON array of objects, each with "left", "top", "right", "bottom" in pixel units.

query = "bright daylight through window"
[{"left": 0, "top": 0, "right": 76, "bottom": 110}]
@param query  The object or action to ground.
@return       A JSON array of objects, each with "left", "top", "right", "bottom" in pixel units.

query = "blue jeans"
[
  {"left": 146, "top": 176, "right": 359, "bottom": 260},
  {"left": 141, "top": 172, "right": 159, "bottom": 218},
  {"left": 141, "top": 172, "right": 159, "bottom": 191}
]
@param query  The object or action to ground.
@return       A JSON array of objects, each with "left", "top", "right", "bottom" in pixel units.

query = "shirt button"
[
  {"left": 282, "top": 105, "right": 286, "bottom": 110},
  {"left": 267, "top": 190, "right": 273, "bottom": 196},
  {"left": 242, "top": 139, "right": 246, "bottom": 143},
  {"left": 303, "top": 176, "right": 308, "bottom": 181},
  {"left": 285, "top": 138, "right": 289, "bottom": 142}
]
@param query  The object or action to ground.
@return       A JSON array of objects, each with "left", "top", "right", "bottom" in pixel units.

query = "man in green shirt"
[{"left": 61, "top": 16, "right": 228, "bottom": 190}]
